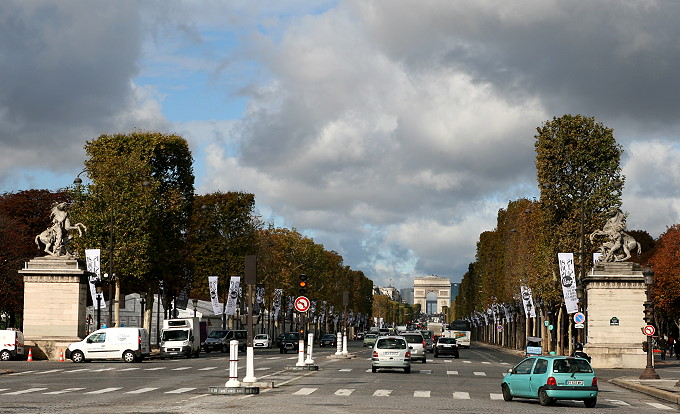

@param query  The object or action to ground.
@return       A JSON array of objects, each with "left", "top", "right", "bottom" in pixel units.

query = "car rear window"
[
  {"left": 553, "top": 358, "right": 593, "bottom": 373},
  {"left": 402, "top": 335, "right": 423, "bottom": 343},
  {"left": 437, "top": 338, "right": 456, "bottom": 344},
  {"left": 365, "top": 334, "right": 377, "bottom": 338},
  {"left": 376, "top": 338, "right": 407, "bottom": 349}
]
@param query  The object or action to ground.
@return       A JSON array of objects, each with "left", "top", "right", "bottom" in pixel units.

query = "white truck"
[
  {"left": 0, "top": 329, "right": 25, "bottom": 361},
  {"left": 160, "top": 317, "right": 200, "bottom": 359}
]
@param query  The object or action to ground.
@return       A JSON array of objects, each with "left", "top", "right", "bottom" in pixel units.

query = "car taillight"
[
  {"left": 546, "top": 376, "right": 557, "bottom": 386},
  {"left": 592, "top": 377, "right": 597, "bottom": 386},
  {"left": 138, "top": 336, "right": 142, "bottom": 349},
  {"left": 405, "top": 351, "right": 411, "bottom": 358},
  {"left": 422, "top": 341, "right": 426, "bottom": 348},
  {"left": 372, "top": 351, "right": 378, "bottom": 358}
]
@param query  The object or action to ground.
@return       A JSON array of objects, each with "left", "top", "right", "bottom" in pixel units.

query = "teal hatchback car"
[{"left": 501, "top": 356, "right": 598, "bottom": 408}]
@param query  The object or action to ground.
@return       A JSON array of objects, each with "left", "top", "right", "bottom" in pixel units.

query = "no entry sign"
[
  {"left": 294, "top": 296, "right": 310, "bottom": 312},
  {"left": 643, "top": 325, "right": 655, "bottom": 336}
]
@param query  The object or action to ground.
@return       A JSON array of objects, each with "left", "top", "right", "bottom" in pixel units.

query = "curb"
[{"left": 610, "top": 378, "right": 680, "bottom": 405}]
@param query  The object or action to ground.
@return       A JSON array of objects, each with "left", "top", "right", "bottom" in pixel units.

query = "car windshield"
[
  {"left": 162, "top": 330, "right": 188, "bottom": 341},
  {"left": 322, "top": 334, "right": 335, "bottom": 339},
  {"left": 284, "top": 333, "right": 299, "bottom": 340},
  {"left": 207, "top": 330, "right": 227, "bottom": 339},
  {"left": 553, "top": 358, "right": 593, "bottom": 373},
  {"left": 438, "top": 338, "right": 456, "bottom": 344},
  {"left": 365, "top": 334, "right": 377, "bottom": 339},
  {"left": 254, "top": 335, "right": 268, "bottom": 340},
  {"left": 402, "top": 335, "right": 423, "bottom": 343},
  {"left": 376, "top": 338, "right": 407, "bottom": 349}
]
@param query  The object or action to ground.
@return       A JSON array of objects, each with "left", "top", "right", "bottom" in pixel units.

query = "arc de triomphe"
[{"left": 414, "top": 275, "right": 451, "bottom": 314}]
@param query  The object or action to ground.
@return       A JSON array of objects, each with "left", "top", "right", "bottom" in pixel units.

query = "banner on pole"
[
  {"left": 254, "top": 284, "right": 265, "bottom": 314},
  {"left": 558, "top": 253, "right": 579, "bottom": 314},
  {"left": 208, "top": 276, "right": 222, "bottom": 315},
  {"left": 85, "top": 249, "right": 106, "bottom": 309},
  {"left": 520, "top": 285, "right": 536, "bottom": 318},
  {"left": 225, "top": 276, "right": 240, "bottom": 315},
  {"left": 272, "top": 288, "right": 283, "bottom": 320}
]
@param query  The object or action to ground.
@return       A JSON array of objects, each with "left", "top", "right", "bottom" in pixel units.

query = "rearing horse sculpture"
[
  {"left": 35, "top": 202, "right": 87, "bottom": 257},
  {"left": 589, "top": 207, "right": 640, "bottom": 262}
]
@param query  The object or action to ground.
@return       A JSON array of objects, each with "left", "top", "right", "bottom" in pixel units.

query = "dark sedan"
[
  {"left": 433, "top": 337, "right": 459, "bottom": 358},
  {"left": 319, "top": 333, "right": 337, "bottom": 347}
]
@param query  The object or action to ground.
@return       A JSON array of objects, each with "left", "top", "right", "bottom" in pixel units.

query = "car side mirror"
[{"left": 507, "top": 368, "right": 513, "bottom": 374}]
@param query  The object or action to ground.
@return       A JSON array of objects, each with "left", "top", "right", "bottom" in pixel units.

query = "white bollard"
[
  {"left": 296, "top": 338, "right": 306, "bottom": 366},
  {"left": 225, "top": 340, "right": 240, "bottom": 387},
  {"left": 342, "top": 332, "right": 348, "bottom": 355},
  {"left": 242, "top": 346, "right": 257, "bottom": 383},
  {"left": 305, "top": 333, "right": 315, "bottom": 365},
  {"left": 335, "top": 332, "right": 342, "bottom": 355}
]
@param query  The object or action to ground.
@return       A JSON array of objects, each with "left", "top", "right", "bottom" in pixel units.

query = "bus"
[{"left": 444, "top": 320, "right": 471, "bottom": 348}]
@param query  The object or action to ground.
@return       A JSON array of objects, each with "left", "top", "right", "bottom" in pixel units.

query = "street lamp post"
[
  {"left": 95, "top": 281, "right": 103, "bottom": 330},
  {"left": 640, "top": 265, "right": 660, "bottom": 380},
  {"left": 139, "top": 292, "right": 147, "bottom": 327},
  {"left": 192, "top": 298, "right": 198, "bottom": 318}
]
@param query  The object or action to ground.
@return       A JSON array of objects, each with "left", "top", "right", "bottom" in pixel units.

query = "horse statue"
[
  {"left": 35, "top": 202, "right": 87, "bottom": 257},
  {"left": 589, "top": 207, "right": 640, "bottom": 262}
]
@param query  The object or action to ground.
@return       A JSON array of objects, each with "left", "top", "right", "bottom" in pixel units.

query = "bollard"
[
  {"left": 242, "top": 346, "right": 257, "bottom": 383},
  {"left": 335, "top": 332, "right": 342, "bottom": 355},
  {"left": 305, "top": 333, "right": 315, "bottom": 365},
  {"left": 225, "top": 340, "right": 240, "bottom": 387},
  {"left": 342, "top": 332, "right": 348, "bottom": 356},
  {"left": 296, "top": 338, "right": 306, "bottom": 366}
]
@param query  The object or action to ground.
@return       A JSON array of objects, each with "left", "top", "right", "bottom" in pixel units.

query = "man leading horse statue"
[
  {"left": 35, "top": 202, "right": 87, "bottom": 258},
  {"left": 589, "top": 207, "right": 640, "bottom": 262}
]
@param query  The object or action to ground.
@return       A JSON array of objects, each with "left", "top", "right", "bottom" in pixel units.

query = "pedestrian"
[
  {"left": 669, "top": 336, "right": 675, "bottom": 358},
  {"left": 674, "top": 337, "right": 680, "bottom": 360},
  {"left": 658, "top": 336, "right": 667, "bottom": 360}
]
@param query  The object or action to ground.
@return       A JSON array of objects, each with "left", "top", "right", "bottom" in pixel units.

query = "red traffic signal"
[{"left": 298, "top": 274, "right": 308, "bottom": 295}]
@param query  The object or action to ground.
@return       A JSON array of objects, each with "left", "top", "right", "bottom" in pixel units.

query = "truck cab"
[{"left": 160, "top": 318, "right": 200, "bottom": 359}]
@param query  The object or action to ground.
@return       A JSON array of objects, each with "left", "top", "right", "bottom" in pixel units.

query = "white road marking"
[
  {"left": 125, "top": 387, "right": 159, "bottom": 394},
  {"left": 84, "top": 387, "right": 122, "bottom": 394},
  {"left": 373, "top": 389, "right": 392, "bottom": 397},
  {"left": 171, "top": 367, "right": 192, "bottom": 371},
  {"left": 293, "top": 388, "right": 317, "bottom": 395},
  {"left": 606, "top": 399, "right": 630, "bottom": 406},
  {"left": 647, "top": 403, "right": 674, "bottom": 410},
  {"left": 43, "top": 388, "right": 86, "bottom": 395},
  {"left": 198, "top": 367, "right": 217, "bottom": 371},
  {"left": 414, "top": 391, "right": 430, "bottom": 397},
  {"left": 419, "top": 370, "right": 432, "bottom": 374},
  {"left": 4, "top": 388, "right": 47, "bottom": 395},
  {"left": 463, "top": 360, "right": 471, "bottom": 364},
  {"left": 34, "top": 369, "right": 64, "bottom": 374},
  {"left": 490, "top": 393, "right": 504, "bottom": 400},
  {"left": 165, "top": 388, "right": 197, "bottom": 394},
  {"left": 453, "top": 391, "right": 470, "bottom": 399},
  {"left": 64, "top": 368, "right": 90, "bottom": 373},
  {"left": 473, "top": 371, "right": 486, "bottom": 376},
  {"left": 339, "top": 369, "right": 352, "bottom": 372},
  {"left": 334, "top": 389, "right": 355, "bottom": 396},
  {"left": 447, "top": 370, "right": 459, "bottom": 375},
  {"left": 144, "top": 367, "right": 167, "bottom": 371}
]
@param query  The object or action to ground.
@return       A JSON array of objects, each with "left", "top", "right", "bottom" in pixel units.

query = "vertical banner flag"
[
  {"left": 208, "top": 276, "right": 222, "bottom": 315},
  {"left": 254, "top": 284, "right": 265, "bottom": 314},
  {"left": 272, "top": 289, "right": 283, "bottom": 320},
  {"left": 558, "top": 253, "right": 579, "bottom": 314},
  {"left": 286, "top": 296, "right": 294, "bottom": 318},
  {"left": 593, "top": 252, "right": 602, "bottom": 266},
  {"left": 85, "top": 249, "right": 106, "bottom": 309},
  {"left": 520, "top": 286, "right": 536, "bottom": 317},
  {"left": 225, "top": 276, "right": 240, "bottom": 315}
]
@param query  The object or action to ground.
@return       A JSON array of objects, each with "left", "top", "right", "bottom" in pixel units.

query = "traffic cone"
[
  {"left": 58, "top": 349, "right": 65, "bottom": 362},
  {"left": 27, "top": 348, "right": 33, "bottom": 361}
]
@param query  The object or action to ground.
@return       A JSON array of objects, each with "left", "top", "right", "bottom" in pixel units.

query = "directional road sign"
[{"left": 643, "top": 325, "right": 655, "bottom": 336}]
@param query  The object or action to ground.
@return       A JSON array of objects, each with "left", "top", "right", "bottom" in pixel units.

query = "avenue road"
[{"left": 0, "top": 341, "right": 675, "bottom": 413}]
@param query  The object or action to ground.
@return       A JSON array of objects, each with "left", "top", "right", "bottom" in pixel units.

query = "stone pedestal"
[
  {"left": 582, "top": 262, "right": 647, "bottom": 369},
  {"left": 19, "top": 256, "right": 88, "bottom": 360}
]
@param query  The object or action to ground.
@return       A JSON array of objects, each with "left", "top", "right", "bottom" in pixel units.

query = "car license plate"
[
  {"left": 384, "top": 352, "right": 398, "bottom": 356},
  {"left": 566, "top": 380, "right": 584, "bottom": 385}
]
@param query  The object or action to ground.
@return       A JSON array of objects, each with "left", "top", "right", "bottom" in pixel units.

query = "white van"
[
  {"left": 0, "top": 329, "right": 25, "bottom": 361},
  {"left": 160, "top": 318, "right": 200, "bottom": 359},
  {"left": 66, "top": 327, "right": 150, "bottom": 363}
]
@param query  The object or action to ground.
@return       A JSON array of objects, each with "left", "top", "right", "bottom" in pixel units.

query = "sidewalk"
[{"left": 474, "top": 341, "right": 680, "bottom": 406}]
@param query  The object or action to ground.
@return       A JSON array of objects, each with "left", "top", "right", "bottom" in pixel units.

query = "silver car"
[
  {"left": 371, "top": 336, "right": 411, "bottom": 373},
  {"left": 400, "top": 332, "right": 427, "bottom": 363}
]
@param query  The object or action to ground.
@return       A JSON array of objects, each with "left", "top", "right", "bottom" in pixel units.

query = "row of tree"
[
  {"left": 0, "top": 131, "right": 373, "bottom": 332},
  {"left": 453, "top": 115, "right": 679, "bottom": 349}
]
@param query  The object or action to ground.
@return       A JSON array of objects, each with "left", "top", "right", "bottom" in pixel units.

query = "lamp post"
[
  {"left": 95, "top": 281, "right": 103, "bottom": 330},
  {"left": 139, "top": 292, "right": 147, "bottom": 327},
  {"left": 192, "top": 298, "right": 198, "bottom": 318},
  {"left": 640, "top": 265, "right": 660, "bottom": 379}
]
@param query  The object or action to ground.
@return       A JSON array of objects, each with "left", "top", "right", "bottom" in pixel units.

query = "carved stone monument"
[
  {"left": 19, "top": 202, "right": 88, "bottom": 360},
  {"left": 582, "top": 207, "right": 646, "bottom": 368}
]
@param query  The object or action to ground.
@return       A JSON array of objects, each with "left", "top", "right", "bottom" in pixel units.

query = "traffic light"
[
  {"left": 643, "top": 301, "right": 653, "bottom": 323},
  {"left": 298, "top": 274, "right": 308, "bottom": 296}
]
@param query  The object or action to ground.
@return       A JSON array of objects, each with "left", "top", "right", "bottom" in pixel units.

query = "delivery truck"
[{"left": 160, "top": 317, "right": 200, "bottom": 359}]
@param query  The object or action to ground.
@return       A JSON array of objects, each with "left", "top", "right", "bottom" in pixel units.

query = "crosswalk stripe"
[
  {"left": 419, "top": 370, "right": 432, "bottom": 374},
  {"left": 91, "top": 368, "right": 116, "bottom": 372},
  {"left": 453, "top": 391, "right": 470, "bottom": 399},
  {"left": 171, "top": 367, "right": 192, "bottom": 371},
  {"left": 118, "top": 368, "right": 140, "bottom": 372},
  {"left": 473, "top": 372, "right": 486, "bottom": 376},
  {"left": 198, "top": 367, "right": 218, "bottom": 371},
  {"left": 255, "top": 367, "right": 270, "bottom": 370},
  {"left": 463, "top": 361, "right": 471, "bottom": 363},
  {"left": 647, "top": 402, "right": 674, "bottom": 410},
  {"left": 4, "top": 388, "right": 47, "bottom": 395},
  {"left": 414, "top": 391, "right": 430, "bottom": 398},
  {"left": 490, "top": 393, "right": 504, "bottom": 400},
  {"left": 84, "top": 387, "right": 122, "bottom": 394},
  {"left": 365, "top": 369, "right": 372, "bottom": 372},
  {"left": 125, "top": 387, "right": 159, "bottom": 394},
  {"left": 144, "top": 367, "right": 166, "bottom": 371},
  {"left": 43, "top": 388, "right": 86, "bottom": 395},
  {"left": 373, "top": 389, "right": 392, "bottom": 397},
  {"left": 339, "top": 369, "right": 352, "bottom": 372},
  {"left": 334, "top": 389, "right": 354, "bottom": 396},
  {"left": 606, "top": 399, "right": 630, "bottom": 406},
  {"left": 266, "top": 357, "right": 282, "bottom": 360},
  {"left": 447, "top": 370, "right": 459, "bottom": 375},
  {"left": 165, "top": 388, "right": 197, "bottom": 394},
  {"left": 293, "top": 388, "right": 317, "bottom": 395}
]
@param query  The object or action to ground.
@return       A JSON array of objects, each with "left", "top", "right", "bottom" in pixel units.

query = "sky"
[{"left": 2, "top": 1, "right": 680, "bottom": 290}]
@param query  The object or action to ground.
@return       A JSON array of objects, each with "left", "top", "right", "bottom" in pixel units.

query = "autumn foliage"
[{"left": 649, "top": 225, "right": 680, "bottom": 320}]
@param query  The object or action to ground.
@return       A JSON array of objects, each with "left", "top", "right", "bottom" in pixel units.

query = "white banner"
[
  {"left": 85, "top": 249, "right": 106, "bottom": 309},
  {"left": 225, "top": 276, "right": 240, "bottom": 315},
  {"left": 272, "top": 288, "right": 283, "bottom": 320},
  {"left": 208, "top": 276, "right": 222, "bottom": 315},
  {"left": 520, "top": 286, "right": 536, "bottom": 318},
  {"left": 558, "top": 253, "right": 579, "bottom": 314}
]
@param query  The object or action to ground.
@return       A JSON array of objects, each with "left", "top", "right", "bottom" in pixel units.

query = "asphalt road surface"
[{"left": 0, "top": 341, "right": 676, "bottom": 413}]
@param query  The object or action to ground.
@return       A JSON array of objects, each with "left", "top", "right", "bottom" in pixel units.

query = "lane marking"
[
  {"left": 419, "top": 370, "right": 432, "bottom": 374},
  {"left": 447, "top": 370, "right": 459, "bottom": 375},
  {"left": 414, "top": 390, "right": 430, "bottom": 398},
  {"left": 490, "top": 393, "right": 504, "bottom": 400},
  {"left": 473, "top": 372, "right": 486, "bottom": 376},
  {"left": 171, "top": 367, "right": 192, "bottom": 371},
  {"left": 4, "top": 388, "right": 48, "bottom": 395},
  {"left": 373, "top": 389, "right": 392, "bottom": 397},
  {"left": 44, "top": 388, "right": 86, "bottom": 395},
  {"left": 293, "top": 388, "right": 317, "bottom": 395},
  {"left": 198, "top": 367, "right": 217, "bottom": 371},
  {"left": 84, "top": 387, "right": 122, "bottom": 394},
  {"left": 125, "top": 387, "right": 159, "bottom": 394},
  {"left": 334, "top": 388, "right": 354, "bottom": 396},
  {"left": 165, "top": 388, "right": 197, "bottom": 394},
  {"left": 453, "top": 391, "right": 470, "bottom": 399},
  {"left": 647, "top": 403, "right": 673, "bottom": 410}
]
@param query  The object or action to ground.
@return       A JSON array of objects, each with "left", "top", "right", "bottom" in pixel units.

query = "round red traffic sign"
[
  {"left": 643, "top": 325, "right": 655, "bottom": 336},
  {"left": 294, "top": 296, "right": 310, "bottom": 312},
  {"left": 573, "top": 312, "right": 586, "bottom": 324}
]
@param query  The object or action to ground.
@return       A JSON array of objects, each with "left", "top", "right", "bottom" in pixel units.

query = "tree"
[
  {"left": 71, "top": 131, "right": 194, "bottom": 329},
  {"left": 649, "top": 225, "right": 680, "bottom": 322},
  {"left": 0, "top": 190, "right": 71, "bottom": 328}
]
